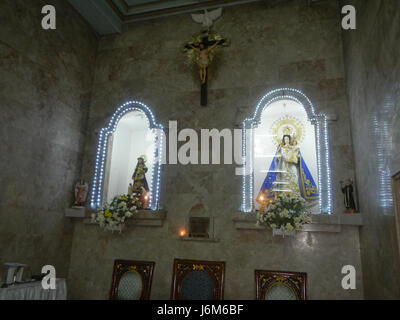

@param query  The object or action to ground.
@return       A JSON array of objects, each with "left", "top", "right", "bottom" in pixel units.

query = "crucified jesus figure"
[{"left": 189, "top": 40, "right": 220, "bottom": 84}]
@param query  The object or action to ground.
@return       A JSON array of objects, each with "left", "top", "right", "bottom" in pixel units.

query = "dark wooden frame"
[
  {"left": 170, "top": 259, "right": 225, "bottom": 300},
  {"left": 255, "top": 270, "right": 307, "bottom": 300},
  {"left": 109, "top": 259, "right": 155, "bottom": 300}
]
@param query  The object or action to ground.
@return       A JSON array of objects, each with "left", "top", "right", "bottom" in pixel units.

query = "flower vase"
[{"left": 272, "top": 228, "right": 296, "bottom": 237}]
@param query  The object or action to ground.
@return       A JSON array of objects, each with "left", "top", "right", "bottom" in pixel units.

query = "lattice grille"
[
  {"left": 265, "top": 283, "right": 296, "bottom": 300},
  {"left": 117, "top": 271, "right": 143, "bottom": 300},
  {"left": 181, "top": 270, "right": 214, "bottom": 300}
]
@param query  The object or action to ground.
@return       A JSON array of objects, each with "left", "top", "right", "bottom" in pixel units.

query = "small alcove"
[
  {"left": 180, "top": 204, "right": 219, "bottom": 242},
  {"left": 240, "top": 88, "right": 333, "bottom": 214},
  {"left": 104, "top": 110, "right": 155, "bottom": 203},
  {"left": 87, "top": 101, "right": 166, "bottom": 227}
]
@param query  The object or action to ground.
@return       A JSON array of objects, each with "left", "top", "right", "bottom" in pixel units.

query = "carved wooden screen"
[
  {"left": 255, "top": 270, "right": 306, "bottom": 300},
  {"left": 109, "top": 260, "right": 155, "bottom": 300},
  {"left": 170, "top": 259, "right": 225, "bottom": 300}
]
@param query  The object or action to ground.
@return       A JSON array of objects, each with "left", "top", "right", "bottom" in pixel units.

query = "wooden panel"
[
  {"left": 255, "top": 270, "right": 307, "bottom": 300},
  {"left": 109, "top": 259, "right": 155, "bottom": 300},
  {"left": 170, "top": 259, "right": 225, "bottom": 300},
  {"left": 392, "top": 172, "right": 400, "bottom": 258}
]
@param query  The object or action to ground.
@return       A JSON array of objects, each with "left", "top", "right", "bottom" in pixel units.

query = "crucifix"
[{"left": 183, "top": 29, "right": 229, "bottom": 106}]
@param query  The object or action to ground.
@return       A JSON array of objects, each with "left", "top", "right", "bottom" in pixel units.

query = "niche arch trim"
[
  {"left": 90, "top": 100, "right": 164, "bottom": 210},
  {"left": 241, "top": 88, "right": 332, "bottom": 214}
]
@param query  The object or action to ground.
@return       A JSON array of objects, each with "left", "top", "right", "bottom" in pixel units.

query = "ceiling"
[{"left": 68, "top": 0, "right": 262, "bottom": 35}]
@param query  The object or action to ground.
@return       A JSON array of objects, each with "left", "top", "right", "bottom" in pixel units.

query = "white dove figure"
[{"left": 191, "top": 8, "right": 222, "bottom": 27}]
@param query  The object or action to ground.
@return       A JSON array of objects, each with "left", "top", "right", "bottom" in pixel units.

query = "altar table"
[{"left": 0, "top": 278, "right": 67, "bottom": 300}]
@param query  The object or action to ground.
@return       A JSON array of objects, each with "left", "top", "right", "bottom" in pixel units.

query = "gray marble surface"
[
  {"left": 341, "top": 0, "right": 400, "bottom": 299},
  {"left": 4, "top": 0, "right": 398, "bottom": 300},
  {"left": 0, "top": 0, "right": 98, "bottom": 281},
  {"left": 68, "top": 0, "right": 363, "bottom": 299}
]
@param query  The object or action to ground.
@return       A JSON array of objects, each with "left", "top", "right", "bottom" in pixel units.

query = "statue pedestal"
[
  {"left": 65, "top": 207, "right": 86, "bottom": 218},
  {"left": 83, "top": 210, "right": 167, "bottom": 227},
  {"left": 233, "top": 211, "right": 363, "bottom": 233}
]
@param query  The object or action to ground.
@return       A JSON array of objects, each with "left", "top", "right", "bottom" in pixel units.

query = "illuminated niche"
[
  {"left": 241, "top": 88, "right": 332, "bottom": 214},
  {"left": 90, "top": 101, "right": 164, "bottom": 210}
]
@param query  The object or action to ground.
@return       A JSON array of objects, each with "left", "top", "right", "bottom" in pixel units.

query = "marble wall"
[
  {"left": 0, "top": 0, "right": 97, "bottom": 279},
  {"left": 68, "top": 0, "right": 364, "bottom": 299},
  {"left": 341, "top": 0, "right": 400, "bottom": 299}
]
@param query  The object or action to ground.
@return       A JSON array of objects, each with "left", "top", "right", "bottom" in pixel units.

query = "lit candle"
[
  {"left": 179, "top": 229, "right": 186, "bottom": 237},
  {"left": 142, "top": 192, "right": 149, "bottom": 209}
]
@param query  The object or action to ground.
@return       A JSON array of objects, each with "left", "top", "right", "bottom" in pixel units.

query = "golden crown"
[{"left": 282, "top": 126, "right": 293, "bottom": 136}]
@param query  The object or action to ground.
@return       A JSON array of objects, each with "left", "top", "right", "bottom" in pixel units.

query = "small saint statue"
[
  {"left": 73, "top": 179, "right": 88, "bottom": 207},
  {"left": 340, "top": 179, "right": 358, "bottom": 213},
  {"left": 129, "top": 155, "right": 149, "bottom": 209}
]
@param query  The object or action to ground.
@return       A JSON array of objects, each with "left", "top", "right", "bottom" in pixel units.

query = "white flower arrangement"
[
  {"left": 256, "top": 193, "right": 312, "bottom": 233},
  {"left": 91, "top": 194, "right": 139, "bottom": 232}
]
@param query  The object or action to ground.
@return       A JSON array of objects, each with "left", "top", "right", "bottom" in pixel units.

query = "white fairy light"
[
  {"left": 315, "top": 120, "right": 323, "bottom": 212},
  {"left": 371, "top": 113, "right": 393, "bottom": 213},
  {"left": 323, "top": 116, "right": 333, "bottom": 213},
  {"left": 241, "top": 88, "right": 332, "bottom": 214},
  {"left": 153, "top": 125, "right": 164, "bottom": 210},
  {"left": 241, "top": 122, "right": 246, "bottom": 211},
  {"left": 90, "top": 101, "right": 164, "bottom": 210},
  {"left": 249, "top": 122, "right": 254, "bottom": 212}
]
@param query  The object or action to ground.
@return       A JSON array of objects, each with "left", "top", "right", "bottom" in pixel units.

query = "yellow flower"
[
  {"left": 104, "top": 210, "right": 112, "bottom": 218},
  {"left": 120, "top": 196, "right": 128, "bottom": 201}
]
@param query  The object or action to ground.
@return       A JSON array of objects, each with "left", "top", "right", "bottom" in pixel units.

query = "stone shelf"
[
  {"left": 83, "top": 210, "right": 167, "bottom": 227},
  {"left": 65, "top": 207, "right": 86, "bottom": 218},
  {"left": 233, "top": 212, "right": 362, "bottom": 233},
  {"left": 178, "top": 237, "right": 220, "bottom": 243}
]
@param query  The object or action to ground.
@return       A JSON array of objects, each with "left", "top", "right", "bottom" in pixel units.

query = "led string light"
[
  {"left": 252, "top": 88, "right": 317, "bottom": 122},
  {"left": 323, "top": 116, "right": 333, "bottom": 213},
  {"left": 241, "top": 121, "right": 247, "bottom": 211},
  {"left": 155, "top": 127, "right": 164, "bottom": 209},
  {"left": 372, "top": 114, "right": 393, "bottom": 213},
  {"left": 148, "top": 125, "right": 164, "bottom": 210},
  {"left": 315, "top": 120, "right": 323, "bottom": 212},
  {"left": 148, "top": 130, "right": 155, "bottom": 209},
  {"left": 249, "top": 122, "right": 255, "bottom": 212},
  {"left": 240, "top": 88, "right": 332, "bottom": 214},
  {"left": 90, "top": 101, "right": 164, "bottom": 210}
]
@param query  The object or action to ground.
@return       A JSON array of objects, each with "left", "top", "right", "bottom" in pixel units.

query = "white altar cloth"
[{"left": 0, "top": 278, "right": 67, "bottom": 300}]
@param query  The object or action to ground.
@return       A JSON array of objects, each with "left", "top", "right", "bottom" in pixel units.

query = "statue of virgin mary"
[{"left": 257, "top": 128, "right": 318, "bottom": 204}]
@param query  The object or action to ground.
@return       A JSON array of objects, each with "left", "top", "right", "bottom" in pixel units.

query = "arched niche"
[
  {"left": 241, "top": 88, "right": 332, "bottom": 214},
  {"left": 90, "top": 101, "right": 164, "bottom": 210}
]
